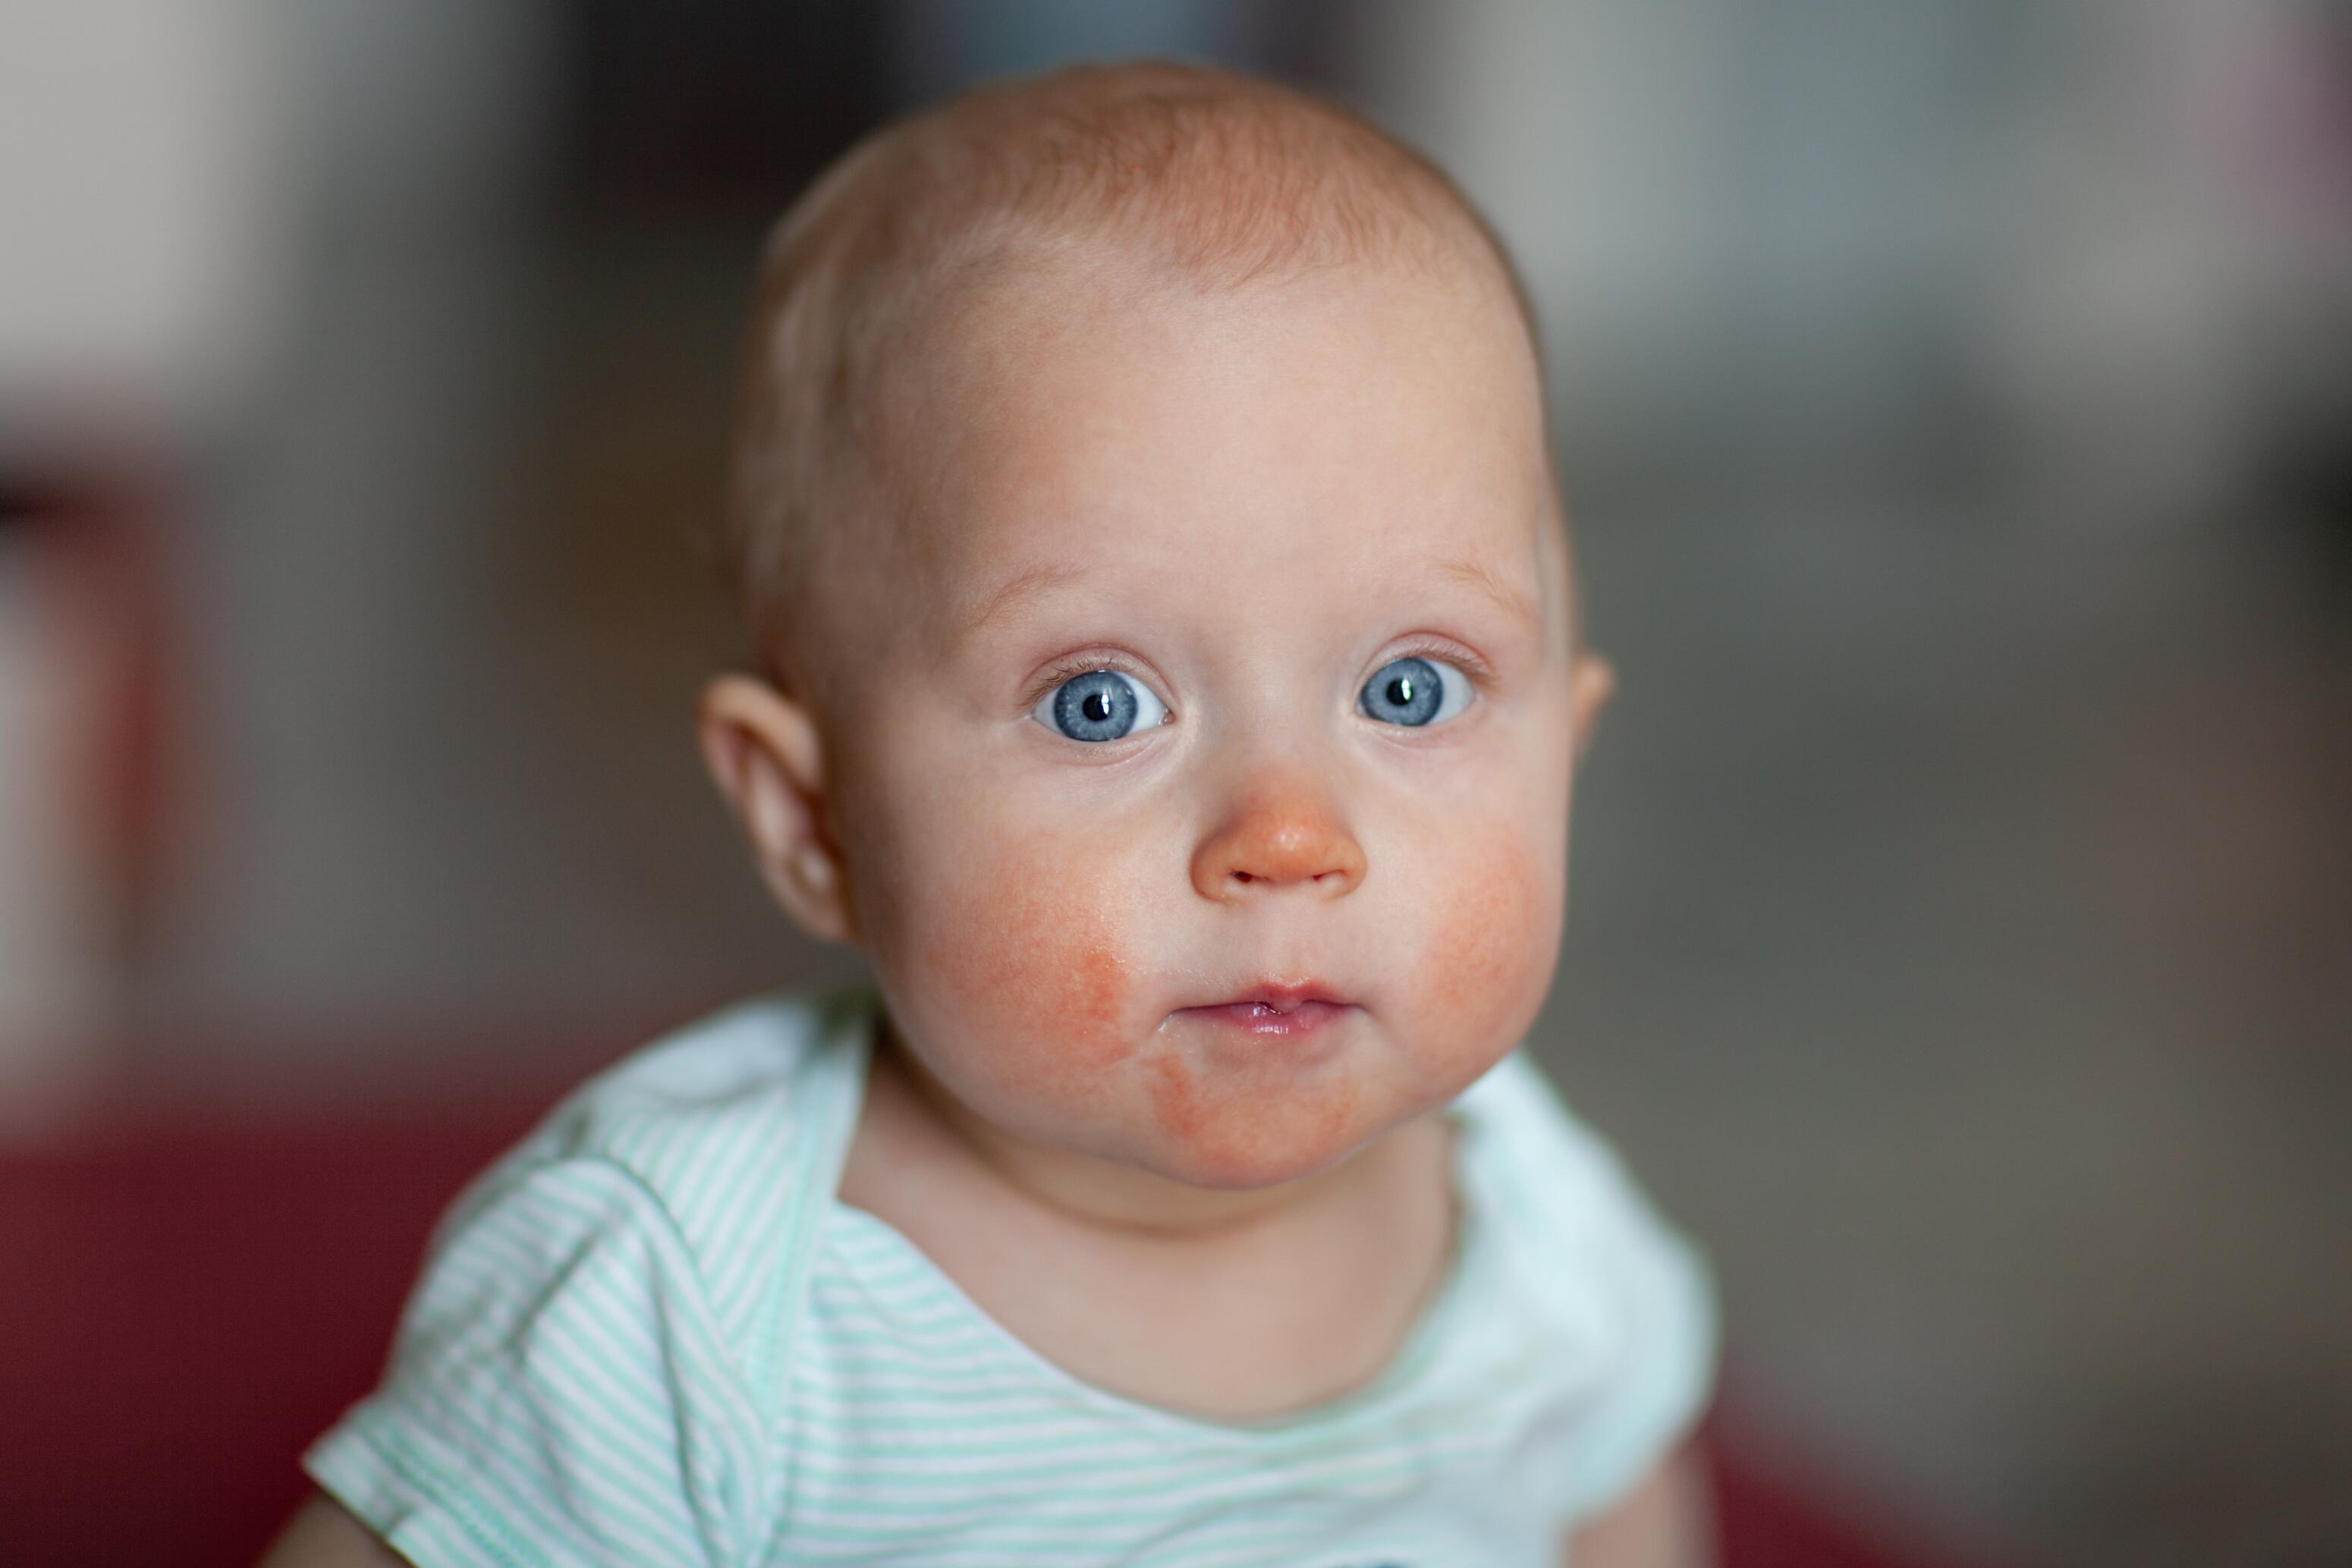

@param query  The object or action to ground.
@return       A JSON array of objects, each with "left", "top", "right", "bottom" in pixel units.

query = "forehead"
[{"left": 897, "top": 255, "right": 1549, "bottom": 643}]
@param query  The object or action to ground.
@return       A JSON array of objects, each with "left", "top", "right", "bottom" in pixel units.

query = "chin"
[
  {"left": 1152, "top": 1145, "right": 1347, "bottom": 1193},
  {"left": 1138, "top": 1099, "right": 1397, "bottom": 1192}
]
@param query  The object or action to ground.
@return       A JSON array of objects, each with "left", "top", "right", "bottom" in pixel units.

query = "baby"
[{"left": 265, "top": 61, "right": 1718, "bottom": 1568}]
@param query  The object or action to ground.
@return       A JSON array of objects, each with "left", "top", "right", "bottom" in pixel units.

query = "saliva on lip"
[{"left": 1203, "top": 998, "right": 1342, "bottom": 1029}]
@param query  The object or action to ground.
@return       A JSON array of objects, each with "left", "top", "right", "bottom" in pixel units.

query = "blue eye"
[
  {"left": 1033, "top": 668, "right": 1171, "bottom": 742},
  {"left": 1359, "top": 655, "right": 1472, "bottom": 727}
]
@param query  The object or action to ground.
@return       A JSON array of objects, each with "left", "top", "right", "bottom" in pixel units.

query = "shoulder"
[
  {"left": 398, "top": 978, "right": 882, "bottom": 1425},
  {"left": 1456, "top": 1048, "right": 1722, "bottom": 1521},
  {"left": 1461, "top": 1046, "right": 1712, "bottom": 1322},
  {"left": 526, "top": 982, "right": 873, "bottom": 1170},
  {"left": 446, "top": 982, "right": 876, "bottom": 1358},
  {"left": 301, "top": 983, "right": 881, "bottom": 1566},
  {"left": 1457, "top": 1048, "right": 1691, "bottom": 1256},
  {"left": 547, "top": 979, "right": 867, "bottom": 1140}
]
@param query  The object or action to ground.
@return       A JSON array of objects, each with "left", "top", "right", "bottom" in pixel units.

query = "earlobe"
[
  {"left": 695, "top": 674, "right": 856, "bottom": 944},
  {"left": 1569, "top": 653, "right": 1616, "bottom": 759}
]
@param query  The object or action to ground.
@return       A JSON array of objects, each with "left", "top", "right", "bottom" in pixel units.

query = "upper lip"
[{"left": 1197, "top": 981, "right": 1347, "bottom": 1013}]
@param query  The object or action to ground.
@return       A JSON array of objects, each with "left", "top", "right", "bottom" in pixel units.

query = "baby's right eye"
[{"left": 1032, "top": 668, "right": 1170, "bottom": 743}]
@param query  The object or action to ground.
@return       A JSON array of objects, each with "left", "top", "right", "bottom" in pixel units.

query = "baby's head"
[{"left": 700, "top": 61, "right": 1615, "bottom": 1200}]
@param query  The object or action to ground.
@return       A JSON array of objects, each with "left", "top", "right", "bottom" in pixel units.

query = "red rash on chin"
[
  {"left": 1145, "top": 1050, "right": 1369, "bottom": 1188},
  {"left": 1144, "top": 1052, "right": 1205, "bottom": 1142}
]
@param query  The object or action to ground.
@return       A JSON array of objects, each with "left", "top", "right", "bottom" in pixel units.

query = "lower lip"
[{"left": 1181, "top": 1000, "right": 1352, "bottom": 1039}]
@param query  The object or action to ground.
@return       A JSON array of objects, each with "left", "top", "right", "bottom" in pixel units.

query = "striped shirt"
[{"left": 307, "top": 982, "right": 1715, "bottom": 1566}]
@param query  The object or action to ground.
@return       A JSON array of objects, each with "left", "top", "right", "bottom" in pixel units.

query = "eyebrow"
[{"left": 948, "top": 552, "right": 1541, "bottom": 652}]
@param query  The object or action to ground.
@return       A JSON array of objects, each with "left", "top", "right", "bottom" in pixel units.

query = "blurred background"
[{"left": 3, "top": 2, "right": 2347, "bottom": 1566}]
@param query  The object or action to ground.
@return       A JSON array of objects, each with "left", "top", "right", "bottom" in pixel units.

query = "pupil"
[
  {"left": 1388, "top": 676, "right": 1413, "bottom": 705},
  {"left": 1084, "top": 690, "right": 1112, "bottom": 721}
]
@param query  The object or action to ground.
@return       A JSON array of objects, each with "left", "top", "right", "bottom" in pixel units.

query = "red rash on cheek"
[
  {"left": 923, "top": 847, "right": 1139, "bottom": 1095},
  {"left": 1420, "top": 828, "right": 1561, "bottom": 1073}
]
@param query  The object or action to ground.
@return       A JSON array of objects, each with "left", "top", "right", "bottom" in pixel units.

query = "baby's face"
[{"left": 822, "top": 254, "right": 1589, "bottom": 1191}]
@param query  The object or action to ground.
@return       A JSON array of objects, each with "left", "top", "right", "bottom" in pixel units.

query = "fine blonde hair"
[{"left": 716, "top": 59, "right": 1547, "bottom": 695}]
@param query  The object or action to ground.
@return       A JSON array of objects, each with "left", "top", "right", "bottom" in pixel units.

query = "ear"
[
  {"left": 1568, "top": 652, "right": 1616, "bottom": 762},
  {"left": 696, "top": 673, "right": 857, "bottom": 944}
]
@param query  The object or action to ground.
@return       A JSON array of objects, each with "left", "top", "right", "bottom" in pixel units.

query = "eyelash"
[{"left": 1021, "top": 638, "right": 1496, "bottom": 717}]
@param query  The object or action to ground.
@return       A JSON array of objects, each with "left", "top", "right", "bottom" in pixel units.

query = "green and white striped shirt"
[{"left": 308, "top": 982, "right": 1715, "bottom": 1566}]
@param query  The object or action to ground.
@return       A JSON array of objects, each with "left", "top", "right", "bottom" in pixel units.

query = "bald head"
[{"left": 719, "top": 61, "right": 1561, "bottom": 702}]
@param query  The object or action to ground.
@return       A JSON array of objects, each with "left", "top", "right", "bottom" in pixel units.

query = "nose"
[{"left": 1190, "top": 768, "right": 1367, "bottom": 902}]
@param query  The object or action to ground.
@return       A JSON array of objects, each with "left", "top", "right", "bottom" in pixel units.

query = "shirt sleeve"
[{"left": 304, "top": 1155, "right": 769, "bottom": 1568}]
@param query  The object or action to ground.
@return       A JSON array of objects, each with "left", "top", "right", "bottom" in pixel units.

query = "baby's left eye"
[{"left": 1358, "top": 655, "right": 1475, "bottom": 727}]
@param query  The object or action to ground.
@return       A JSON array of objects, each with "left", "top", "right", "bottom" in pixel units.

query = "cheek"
[
  {"left": 1415, "top": 818, "right": 1565, "bottom": 1075},
  {"left": 899, "top": 828, "right": 1149, "bottom": 1097}
]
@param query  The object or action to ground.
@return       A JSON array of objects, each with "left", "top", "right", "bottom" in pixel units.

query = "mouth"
[{"left": 1175, "top": 981, "right": 1354, "bottom": 1041}]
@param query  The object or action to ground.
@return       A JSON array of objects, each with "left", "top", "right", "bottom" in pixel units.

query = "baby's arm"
[
  {"left": 1561, "top": 1440, "right": 1717, "bottom": 1568},
  {"left": 256, "top": 1493, "right": 409, "bottom": 1567}
]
